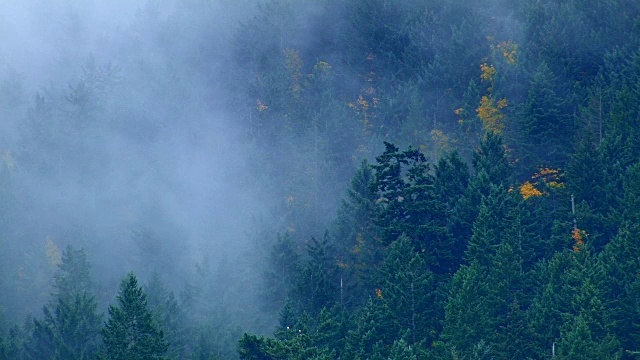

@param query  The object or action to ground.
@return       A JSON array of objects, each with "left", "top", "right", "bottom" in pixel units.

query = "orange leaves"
[
  {"left": 375, "top": 288, "right": 383, "bottom": 298},
  {"left": 572, "top": 228, "right": 587, "bottom": 252},
  {"left": 519, "top": 168, "right": 565, "bottom": 200},
  {"left": 519, "top": 181, "right": 543, "bottom": 200}
]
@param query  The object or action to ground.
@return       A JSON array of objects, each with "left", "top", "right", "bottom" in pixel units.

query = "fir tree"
[
  {"left": 101, "top": 272, "right": 168, "bottom": 360},
  {"left": 25, "top": 245, "right": 102, "bottom": 360}
]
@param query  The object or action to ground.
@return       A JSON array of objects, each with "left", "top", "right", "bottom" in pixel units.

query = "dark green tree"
[
  {"left": 332, "top": 159, "right": 380, "bottom": 307},
  {"left": 262, "top": 232, "right": 300, "bottom": 315},
  {"left": 25, "top": 245, "right": 102, "bottom": 360},
  {"left": 434, "top": 151, "right": 471, "bottom": 272},
  {"left": 291, "top": 234, "right": 338, "bottom": 316},
  {"left": 378, "top": 236, "right": 438, "bottom": 346},
  {"left": 556, "top": 315, "right": 621, "bottom": 360},
  {"left": 372, "top": 142, "right": 449, "bottom": 274},
  {"left": 101, "top": 272, "right": 168, "bottom": 360},
  {"left": 518, "top": 62, "right": 572, "bottom": 170}
]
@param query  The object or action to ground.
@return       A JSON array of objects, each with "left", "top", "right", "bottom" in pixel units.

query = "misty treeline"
[{"left": 2, "top": 0, "right": 640, "bottom": 359}]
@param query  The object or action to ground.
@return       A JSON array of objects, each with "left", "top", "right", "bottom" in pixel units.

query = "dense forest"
[{"left": 2, "top": 0, "right": 640, "bottom": 359}]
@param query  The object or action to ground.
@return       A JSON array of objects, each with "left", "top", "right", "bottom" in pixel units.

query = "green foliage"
[
  {"left": 101, "top": 272, "right": 168, "bottom": 360},
  {"left": 145, "top": 273, "right": 188, "bottom": 359},
  {"left": 291, "top": 234, "right": 338, "bottom": 316},
  {"left": 372, "top": 142, "right": 449, "bottom": 274},
  {"left": 53, "top": 245, "right": 92, "bottom": 299},
  {"left": 23, "top": 245, "right": 102, "bottom": 360},
  {"left": 378, "top": 236, "right": 438, "bottom": 346}
]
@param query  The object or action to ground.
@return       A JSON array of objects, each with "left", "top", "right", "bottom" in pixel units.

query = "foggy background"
[{"left": 0, "top": 0, "right": 271, "bottom": 330}]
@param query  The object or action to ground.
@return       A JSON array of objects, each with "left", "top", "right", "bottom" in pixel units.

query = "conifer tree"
[
  {"left": 25, "top": 245, "right": 102, "bottom": 360},
  {"left": 519, "top": 62, "right": 572, "bottom": 170},
  {"left": 379, "top": 236, "right": 438, "bottom": 346},
  {"left": 291, "top": 234, "right": 338, "bottom": 316},
  {"left": 145, "top": 272, "right": 187, "bottom": 359},
  {"left": 263, "top": 232, "right": 300, "bottom": 315},
  {"left": 101, "top": 272, "right": 168, "bottom": 360},
  {"left": 332, "top": 159, "right": 380, "bottom": 307}
]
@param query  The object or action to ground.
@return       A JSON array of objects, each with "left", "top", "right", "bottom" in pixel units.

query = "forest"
[{"left": 1, "top": 0, "right": 640, "bottom": 359}]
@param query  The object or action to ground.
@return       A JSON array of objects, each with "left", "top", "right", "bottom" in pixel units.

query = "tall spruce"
[
  {"left": 25, "top": 246, "right": 101, "bottom": 360},
  {"left": 101, "top": 272, "right": 168, "bottom": 360}
]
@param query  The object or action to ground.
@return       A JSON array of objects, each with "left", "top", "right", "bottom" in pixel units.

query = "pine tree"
[
  {"left": 556, "top": 315, "right": 621, "bottom": 360},
  {"left": 101, "top": 272, "right": 168, "bottom": 360},
  {"left": 332, "top": 159, "right": 380, "bottom": 307},
  {"left": 263, "top": 232, "right": 300, "bottom": 315},
  {"left": 519, "top": 62, "right": 572, "bottom": 170},
  {"left": 434, "top": 151, "right": 471, "bottom": 272},
  {"left": 53, "top": 245, "right": 92, "bottom": 300},
  {"left": 25, "top": 245, "right": 102, "bottom": 360},
  {"left": 372, "top": 142, "right": 448, "bottom": 274},
  {"left": 291, "top": 234, "right": 338, "bottom": 316},
  {"left": 601, "top": 223, "right": 640, "bottom": 358},
  {"left": 378, "top": 236, "right": 438, "bottom": 346},
  {"left": 145, "top": 272, "right": 187, "bottom": 359}
]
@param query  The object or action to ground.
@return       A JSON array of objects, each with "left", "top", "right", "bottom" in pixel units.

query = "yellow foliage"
[
  {"left": 349, "top": 94, "right": 376, "bottom": 134},
  {"left": 532, "top": 168, "right": 565, "bottom": 189},
  {"left": 476, "top": 95, "right": 505, "bottom": 134},
  {"left": 45, "top": 237, "right": 61, "bottom": 266},
  {"left": 430, "top": 129, "right": 451, "bottom": 156},
  {"left": 519, "top": 181, "right": 543, "bottom": 200},
  {"left": 548, "top": 181, "right": 565, "bottom": 189},
  {"left": 496, "top": 41, "right": 518, "bottom": 65},
  {"left": 572, "top": 228, "right": 587, "bottom": 252},
  {"left": 480, "top": 63, "right": 496, "bottom": 82}
]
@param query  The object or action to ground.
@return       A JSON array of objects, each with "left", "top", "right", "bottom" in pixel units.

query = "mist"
[
  {"left": 3, "top": 0, "right": 640, "bottom": 359},
  {"left": 0, "top": 0, "right": 268, "bottom": 325}
]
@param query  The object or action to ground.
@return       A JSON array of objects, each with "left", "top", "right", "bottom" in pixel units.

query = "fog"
[
  {"left": 0, "top": 0, "right": 534, "bottom": 331},
  {"left": 0, "top": 0, "right": 272, "bottom": 330}
]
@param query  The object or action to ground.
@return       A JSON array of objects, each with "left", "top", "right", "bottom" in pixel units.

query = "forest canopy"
[{"left": 1, "top": 0, "right": 640, "bottom": 359}]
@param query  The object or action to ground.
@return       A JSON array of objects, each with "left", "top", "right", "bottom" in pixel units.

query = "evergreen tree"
[
  {"left": 372, "top": 142, "right": 449, "bottom": 274},
  {"left": 378, "top": 236, "right": 438, "bottom": 346},
  {"left": 556, "top": 315, "right": 621, "bottom": 360},
  {"left": 101, "top": 272, "right": 168, "bottom": 360},
  {"left": 434, "top": 151, "right": 471, "bottom": 272},
  {"left": 262, "top": 232, "right": 300, "bottom": 315},
  {"left": 519, "top": 62, "right": 572, "bottom": 170},
  {"left": 291, "top": 234, "right": 338, "bottom": 316},
  {"left": 25, "top": 245, "right": 102, "bottom": 360},
  {"left": 53, "top": 245, "right": 93, "bottom": 300},
  {"left": 332, "top": 159, "right": 380, "bottom": 307},
  {"left": 145, "top": 272, "right": 187, "bottom": 359}
]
